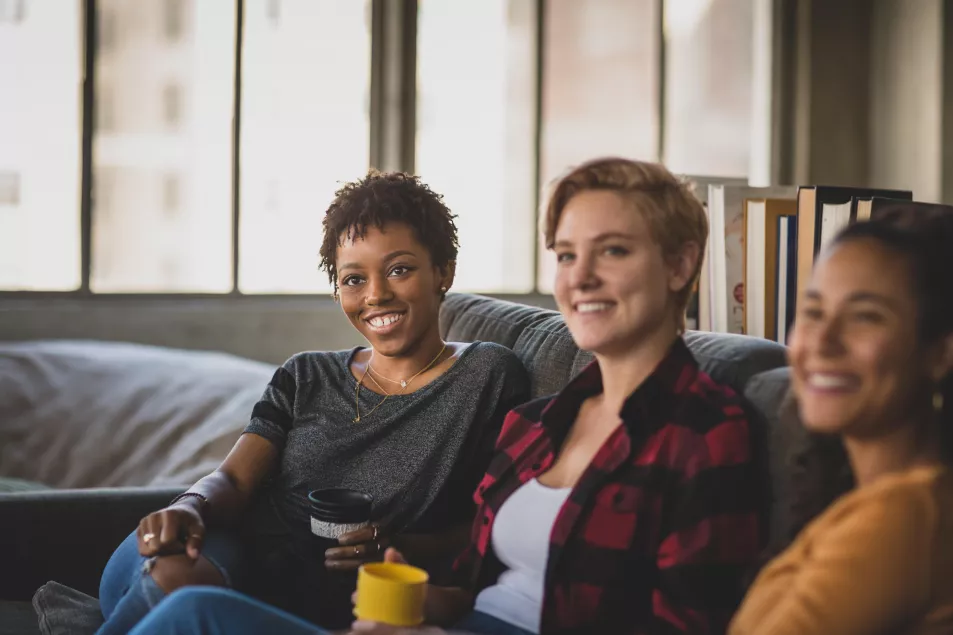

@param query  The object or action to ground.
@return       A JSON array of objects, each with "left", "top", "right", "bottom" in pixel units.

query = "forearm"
[{"left": 172, "top": 470, "right": 251, "bottom": 528}]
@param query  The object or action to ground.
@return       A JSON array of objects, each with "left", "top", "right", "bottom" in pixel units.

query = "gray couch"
[{"left": 0, "top": 293, "right": 792, "bottom": 633}]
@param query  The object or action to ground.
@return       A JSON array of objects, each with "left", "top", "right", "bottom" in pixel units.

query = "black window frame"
[{"left": 5, "top": 0, "right": 772, "bottom": 302}]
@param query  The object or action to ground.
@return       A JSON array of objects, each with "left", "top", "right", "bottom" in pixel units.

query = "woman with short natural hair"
[{"left": 91, "top": 171, "right": 530, "bottom": 634}]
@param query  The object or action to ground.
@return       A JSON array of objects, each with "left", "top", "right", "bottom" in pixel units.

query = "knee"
[
  {"left": 149, "top": 554, "right": 226, "bottom": 594},
  {"left": 100, "top": 531, "right": 143, "bottom": 615},
  {"left": 161, "top": 587, "right": 232, "bottom": 613}
]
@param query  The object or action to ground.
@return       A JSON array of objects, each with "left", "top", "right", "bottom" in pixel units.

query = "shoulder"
[
  {"left": 278, "top": 349, "right": 354, "bottom": 380},
  {"left": 456, "top": 341, "right": 521, "bottom": 367},
  {"left": 815, "top": 468, "right": 946, "bottom": 553},
  {"left": 838, "top": 468, "right": 946, "bottom": 527}
]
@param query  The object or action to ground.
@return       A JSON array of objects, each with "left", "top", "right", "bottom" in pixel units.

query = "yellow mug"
[{"left": 354, "top": 562, "right": 429, "bottom": 626}]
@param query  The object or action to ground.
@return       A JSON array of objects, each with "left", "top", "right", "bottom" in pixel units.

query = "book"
[
  {"left": 775, "top": 215, "right": 797, "bottom": 344},
  {"left": 707, "top": 184, "right": 796, "bottom": 334},
  {"left": 795, "top": 186, "right": 912, "bottom": 303},
  {"left": 744, "top": 198, "right": 797, "bottom": 338},
  {"left": 682, "top": 176, "right": 746, "bottom": 331}
]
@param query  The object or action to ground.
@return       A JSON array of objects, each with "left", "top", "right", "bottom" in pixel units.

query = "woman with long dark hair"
[{"left": 731, "top": 206, "right": 953, "bottom": 634}]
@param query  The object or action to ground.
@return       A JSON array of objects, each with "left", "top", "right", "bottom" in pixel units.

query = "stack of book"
[{"left": 684, "top": 176, "right": 915, "bottom": 343}]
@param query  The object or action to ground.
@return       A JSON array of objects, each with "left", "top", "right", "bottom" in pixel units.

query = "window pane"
[
  {"left": 663, "top": 0, "right": 753, "bottom": 176},
  {"left": 537, "top": 0, "right": 660, "bottom": 293},
  {"left": 239, "top": 0, "right": 371, "bottom": 294},
  {"left": 0, "top": 1, "right": 82, "bottom": 290},
  {"left": 91, "top": 0, "right": 235, "bottom": 292},
  {"left": 417, "top": 0, "right": 537, "bottom": 293}
]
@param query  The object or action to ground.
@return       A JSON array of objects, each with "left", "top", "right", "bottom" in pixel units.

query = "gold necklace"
[
  {"left": 353, "top": 343, "right": 447, "bottom": 423},
  {"left": 364, "top": 370, "right": 392, "bottom": 396},
  {"left": 368, "top": 364, "right": 409, "bottom": 388}
]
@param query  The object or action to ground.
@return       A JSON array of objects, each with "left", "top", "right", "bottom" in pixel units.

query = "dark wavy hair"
[
  {"left": 318, "top": 170, "right": 459, "bottom": 294},
  {"left": 773, "top": 205, "right": 953, "bottom": 554}
]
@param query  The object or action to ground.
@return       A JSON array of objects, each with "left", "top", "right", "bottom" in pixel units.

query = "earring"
[
  {"left": 440, "top": 286, "right": 448, "bottom": 293},
  {"left": 934, "top": 390, "right": 944, "bottom": 413}
]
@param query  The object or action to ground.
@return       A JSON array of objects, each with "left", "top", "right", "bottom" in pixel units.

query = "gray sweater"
[{"left": 244, "top": 341, "right": 530, "bottom": 537}]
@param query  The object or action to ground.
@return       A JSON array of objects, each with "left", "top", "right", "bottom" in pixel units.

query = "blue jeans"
[
  {"left": 128, "top": 587, "right": 535, "bottom": 635},
  {"left": 96, "top": 530, "right": 246, "bottom": 635}
]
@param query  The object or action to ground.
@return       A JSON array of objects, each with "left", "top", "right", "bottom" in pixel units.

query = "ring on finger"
[
  {"left": 371, "top": 525, "right": 379, "bottom": 541},
  {"left": 353, "top": 546, "right": 360, "bottom": 557},
  {"left": 143, "top": 533, "right": 156, "bottom": 543}
]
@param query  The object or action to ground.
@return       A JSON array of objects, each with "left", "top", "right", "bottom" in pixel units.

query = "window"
[
  {"left": 99, "top": 7, "right": 116, "bottom": 51},
  {"left": 164, "top": 0, "right": 185, "bottom": 42},
  {"left": 0, "top": 0, "right": 26, "bottom": 24},
  {"left": 0, "top": 0, "right": 82, "bottom": 290},
  {"left": 238, "top": 0, "right": 371, "bottom": 293},
  {"left": 416, "top": 0, "right": 537, "bottom": 293},
  {"left": 3, "top": 0, "right": 764, "bottom": 297},
  {"left": 97, "top": 83, "right": 114, "bottom": 131},
  {"left": 161, "top": 83, "right": 182, "bottom": 127},
  {"left": 162, "top": 173, "right": 181, "bottom": 215},
  {"left": 91, "top": 0, "right": 236, "bottom": 292},
  {"left": 266, "top": 0, "right": 280, "bottom": 25},
  {"left": 663, "top": 0, "right": 754, "bottom": 176},
  {"left": 536, "top": 0, "right": 661, "bottom": 292}
]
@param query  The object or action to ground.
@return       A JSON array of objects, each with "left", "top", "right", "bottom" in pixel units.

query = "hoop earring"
[{"left": 934, "top": 390, "right": 944, "bottom": 413}]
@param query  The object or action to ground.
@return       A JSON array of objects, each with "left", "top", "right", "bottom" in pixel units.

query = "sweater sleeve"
[
  {"left": 242, "top": 356, "right": 298, "bottom": 451},
  {"left": 731, "top": 486, "right": 936, "bottom": 635}
]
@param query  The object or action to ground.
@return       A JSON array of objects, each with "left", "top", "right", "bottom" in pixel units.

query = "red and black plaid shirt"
[{"left": 452, "top": 338, "right": 765, "bottom": 635}]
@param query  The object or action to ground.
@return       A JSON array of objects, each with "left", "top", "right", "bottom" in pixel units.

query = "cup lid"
[{"left": 308, "top": 488, "right": 373, "bottom": 523}]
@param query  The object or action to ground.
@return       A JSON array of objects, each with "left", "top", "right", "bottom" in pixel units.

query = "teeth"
[
  {"left": 808, "top": 374, "right": 854, "bottom": 389},
  {"left": 369, "top": 314, "right": 402, "bottom": 328},
  {"left": 577, "top": 302, "right": 612, "bottom": 313}
]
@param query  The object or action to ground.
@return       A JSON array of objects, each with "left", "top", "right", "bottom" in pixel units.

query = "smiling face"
[
  {"left": 789, "top": 238, "right": 936, "bottom": 438},
  {"left": 552, "top": 189, "right": 696, "bottom": 355},
  {"left": 336, "top": 222, "right": 451, "bottom": 357}
]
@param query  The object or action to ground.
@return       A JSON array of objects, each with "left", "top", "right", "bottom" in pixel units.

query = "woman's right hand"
[{"left": 136, "top": 503, "right": 205, "bottom": 560}]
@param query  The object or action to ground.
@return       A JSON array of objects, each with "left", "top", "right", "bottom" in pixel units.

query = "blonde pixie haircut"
[{"left": 542, "top": 157, "right": 709, "bottom": 333}]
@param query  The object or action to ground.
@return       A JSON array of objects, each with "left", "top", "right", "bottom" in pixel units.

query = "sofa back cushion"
[
  {"left": 441, "top": 293, "right": 788, "bottom": 399},
  {"left": 0, "top": 340, "right": 273, "bottom": 488}
]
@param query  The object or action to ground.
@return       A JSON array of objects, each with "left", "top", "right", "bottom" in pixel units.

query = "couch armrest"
[{"left": 0, "top": 486, "right": 186, "bottom": 601}]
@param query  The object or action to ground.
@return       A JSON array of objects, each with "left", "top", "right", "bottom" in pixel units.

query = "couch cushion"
[
  {"left": 440, "top": 294, "right": 556, "bottom": 349},
  {"left": 440, "top": 293, "right": 788, "bottom": 401},
  {"left": 743, "top": 367, "right": 793, "bottom": 546},
  {"left": 511, "top": 315, "right": 593, "bottom": 398},
  {"left": 0, "top": 340, "right": 273, "bottom": 488},
  {"left": 0, "top": 478, "right": 49, "bottom": 494},
  {"left": 683, "top": 331, "right": 788, "bottom": 392}
]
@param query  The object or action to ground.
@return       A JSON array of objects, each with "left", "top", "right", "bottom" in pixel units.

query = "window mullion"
[
  {"left": 231, "top": 0, "right": 244, "bottom": 294},
  {"left": 369, "top": 0, "right": 417, "bottom": 174},
  {"left": 80, "top": 0, "right": 96, "bottom": 294}
]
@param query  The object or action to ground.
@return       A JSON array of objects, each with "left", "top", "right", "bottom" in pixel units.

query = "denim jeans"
[
  {"left": 95, "top": 530, "right": 246, "bottom": 635},
  {"left": 127, "top": 587, "right": 535, "bottom": 635}
]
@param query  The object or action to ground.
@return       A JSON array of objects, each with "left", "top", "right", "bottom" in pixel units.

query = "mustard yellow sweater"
[{"left": 730, "top": 465, "right": 953, "bottom": 635}]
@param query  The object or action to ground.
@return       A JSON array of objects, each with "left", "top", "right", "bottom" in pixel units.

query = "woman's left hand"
[
  {"left": 347, "top": 622, "right": 447, "bottom": 635},
  {"left": 325, "top": 524, "right": 390, "bottom": 570}
]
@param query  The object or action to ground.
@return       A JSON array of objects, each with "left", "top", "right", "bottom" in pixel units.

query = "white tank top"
[{"left": 473, "top": 478, "right": 572, "bottom": 634}]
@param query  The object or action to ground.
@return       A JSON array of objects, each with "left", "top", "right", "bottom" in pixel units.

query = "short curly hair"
[{"left": 319, "top": 170, "right": 459, "bottom": 293}]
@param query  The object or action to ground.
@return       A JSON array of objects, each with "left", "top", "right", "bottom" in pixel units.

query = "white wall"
[{"left": 869, "top": 0, "right": 943, "bottom": 201}]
